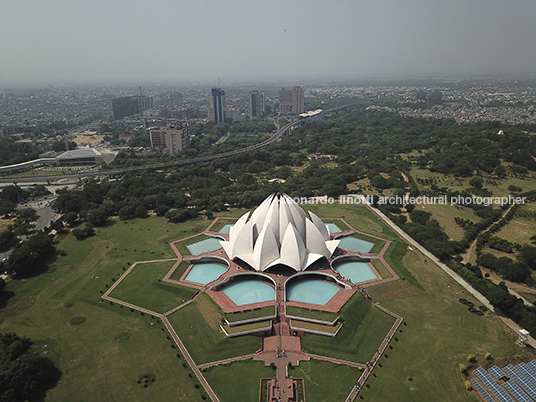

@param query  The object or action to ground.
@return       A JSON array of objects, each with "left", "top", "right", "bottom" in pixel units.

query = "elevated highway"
[{"left": 0, "top": 104, "right": 353, "bottom": 185}]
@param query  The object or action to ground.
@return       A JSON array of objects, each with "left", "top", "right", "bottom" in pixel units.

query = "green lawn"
[
  {"left": 167, "top": 293, "right": 262, "bottom": 364},
  {"left": 289, "top": 359, "right": 361, "bottom": 402},
  {"left": 224, "top": 306, "right": 276, "bottom": 323},
  {"left": 362, "top": 245, "right": 535, "bottom": 402},
  {"left": 300, "top": 293, "right": 396, "bottom": 363},
  {"left": 203, "top": 359, "right": 275, "bottom": 402},
  {"left": 108, "top": 260, "right": 197, "bottom": 313},
  {"left": 285, "top": 306, "right": 338, "bottom": 323},
  {"left": 0, "top": 216, "right": 214, "bottom": 401}
]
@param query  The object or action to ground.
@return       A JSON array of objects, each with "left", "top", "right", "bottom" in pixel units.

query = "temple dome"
[{"left": 220, "top": 193, "right": 339, "bottom": 271}]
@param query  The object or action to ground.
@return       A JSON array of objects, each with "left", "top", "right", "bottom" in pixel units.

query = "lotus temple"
[{"left": 103, "top": 193, "right": 404, "bottom": 401}]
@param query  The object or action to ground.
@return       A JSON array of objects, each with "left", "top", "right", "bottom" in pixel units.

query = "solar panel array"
[
  {"left": 471, "top": 379, "right": 495, "bottom": 402},
  {"left": 490, "top": 365, "right": 507, "bottom": 380},
  {"left": 474, "top": 367, "right": 515, "bottom": 402},
  {"left": 503, "top": 364, "right": 536, "bottom": 400},
  {"left": 517, "top": 363, "right": 536, "bottom": 386},
  {"left": 503, "top": 380, "right": 532, "bottom": 402},
  {"left": 528, "top": 360, "right": 536, "bottom": 374}
]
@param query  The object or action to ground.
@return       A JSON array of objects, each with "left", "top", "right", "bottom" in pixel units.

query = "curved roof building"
[{"left": 221, "top": 193, "right": 339, "bottom": 272}]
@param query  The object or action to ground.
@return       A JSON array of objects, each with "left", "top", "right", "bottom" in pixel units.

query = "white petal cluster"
[{"left": 221, "top": 193, "right": 339, "bottom": 271}]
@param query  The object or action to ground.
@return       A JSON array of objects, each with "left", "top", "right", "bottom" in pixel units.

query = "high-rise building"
[
  {"left": 292, "top": 86, "right": 305, "bottom": 114},
  {"left": 249, "top": 90, "right": 265, "bottom": 120},
  {"left": 171, "top": 92, "right": 183, "bottom": 107},
  {"left": 278, "top": 87, "right": 293, "bottom": 115},
  {"left": 148, "top": 123, "right": 190, "bottom": 154},
  {"left": 112, "top": 96, "right": 154, "bottom": 120},
  {"left": 211, "top": 88, "right": 226, "bottom": 123}
]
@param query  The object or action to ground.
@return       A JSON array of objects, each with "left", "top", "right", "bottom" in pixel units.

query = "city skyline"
[{"left": 1, "top": 0, "right": 536, "bottom": 86}]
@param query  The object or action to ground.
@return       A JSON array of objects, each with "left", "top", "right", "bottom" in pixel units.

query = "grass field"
[
  {"left": 1, "top": 202, "right": 534, "bottom": 401},
  {"left": 495, "top": 215, "right": 536, "bottom": 245},
  {"left": 300, "top": 293, "right": 396, "bottom": 363},
  {"left": 167, "top": 293, "right": 262, "bottom": 365},
  {"left": 108, "top": 260, "right": 197, "bottom": 313},
  {"left": 289, "top": 359, "right": 361, "bottom": 402},
  {"left": 0, "top": 215, "right": 213, "bottom": 401},
  {"left": 203, "top": 359, "right": 275, "bottom": 402},
  {"left": 362, "top": 245, "right": 535, "bottom": 401}
]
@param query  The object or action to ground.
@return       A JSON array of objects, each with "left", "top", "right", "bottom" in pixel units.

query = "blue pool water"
[
  {"left": 333, "top": 261, "right": 377, "bottom": 283},
  {"left": 338, "top": 236, "right": 374, "bottom": 253},
  {"left": 286, "top": 278, "right": 340, "bottom": 305},
  {"left": 325, "top": 223, "right": 342, "bottom": 233},
  {"left": 218, "top": 224, "right": 234, "bottom": 234},
  {"left": 186, "top": 238, "right": 223, "bottom": 255},
  {"left": 184, "top": 262, "right": 227, "bottom": 285},
  {"left": 222, "top": 280, "right": 275, "bottom": 306}
]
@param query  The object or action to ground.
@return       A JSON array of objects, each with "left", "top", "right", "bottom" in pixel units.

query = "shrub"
[
  {"left": 465, "top": 380, "right": 472, "bottom": 390},
  {"left": 485, "top": 352, "right": 492, "bottom": 360},
  {"left": 69, "top": 316, "right": 86, "bottom": 325},
  {"left": 468, "top": 354, "right": 476, "bottom": 363},
  {"left": 459, "top": 363, "right": 466, "bottom": 373}
]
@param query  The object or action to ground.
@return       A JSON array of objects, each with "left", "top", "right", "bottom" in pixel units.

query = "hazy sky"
[{"left": 2, "top": 0, "right": 536, "bottom": 85}]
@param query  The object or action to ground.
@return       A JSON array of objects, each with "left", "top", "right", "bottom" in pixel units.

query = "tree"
[
  {"left": 467, "top": 354, "right": 476, "bottom": 362},
  {"left": 459, "top": 363, "right": 466, "bottom": 373},
  {"left": 0, "top": 332, "right": 61, "bottom": 401},
  {"left": 7, "top": 232, "right": 54, "bottom": 277},
  {"left": 469, "top": 176, "right": 483, "bottom": 189}
]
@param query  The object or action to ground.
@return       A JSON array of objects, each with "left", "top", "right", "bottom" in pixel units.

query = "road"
[{"left": 0, "top": 104, "right": 354, "bottom": 185}]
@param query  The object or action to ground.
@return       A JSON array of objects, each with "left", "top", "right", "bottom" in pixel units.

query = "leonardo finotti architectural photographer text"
[{"left": 294, "top": 195, "right": 527, "bottom": 207}]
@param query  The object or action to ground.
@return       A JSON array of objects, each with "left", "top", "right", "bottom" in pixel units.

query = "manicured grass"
[
  {"left": 167, "top": 260, "right": 192, "bottom": 281},
  {"left": 360, "top": 246, "right": 535, "bottom": 402},
  {"left": 285, "top": 306, "right": 338, "bottom": 323},
  {"left": 223, "top": 320, "right": 272, "bottom": 335},
  {"left": 0, "top": 215, "right": 215, "bottom": 401},
  {"left": 203, "top": 359, "right": 275, "bottom": 402},
  {"left": 108, "top": 260, "right": 197, "bottom": 313},
  {"left": 322, "top": 218, "right": 350, "bottom": 231},
  {"left": 167, "top": 293, "right": 262, "bottom": 364},
  {"left": 300, "top": 293, "right": 396, "bottom": 363},
  {"left": 383, "top": 240, "right": 423, "bottom": 290},
  {"left": 291, "top": 320, "right": 342, "bottom": 335},
  {"left": 371, "top": 259, "right": 393, "bottom": 279},
  {"left": 174, "top": 233, "right": 209, "bottom": 256},
  {"left": 224, "top": 306, "right": 276, "bottom": 323},
  {"left": 289, "top": 359, "right": 361, "bottom": 402},
  {"left": 208, "top": 217, "right": 238, "bottom": 232},
  {"left": 304, "top": 204, "right": 395, "bottom": 240}
]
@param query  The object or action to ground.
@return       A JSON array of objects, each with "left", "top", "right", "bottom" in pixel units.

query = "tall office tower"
[
  {"left": 148, "top": 123, "right": 190, "bottom": 154},
  {"left": 112, "top": 96, "right": 154, "bottom": 120},
  {"left": 249, "top": 90, "right": 265, "bottom": 120},
  {"left": 292, "top": 86, "right": 305, "bottom": 114},
  {"left": 278, "top": 87, "right": 293, "bottom": 114},
  {"left": 211, "top": 88, "right": 226, "bottom": 123},
  {"left": 171, "top": 92, "right": 183, "bottom": 107}
]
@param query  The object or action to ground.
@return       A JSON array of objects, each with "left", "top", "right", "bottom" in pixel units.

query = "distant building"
[
  {"left": 292, "top": 86, "right": 305, "bottom": 114},
  {"left": 1, "top": 126, "right": 16, "bottom": 139},
  {"left": 171, "top": 92, "right": 183, "bottom": 107},
  {"left": 278, "top": 88, "right": 293, "bottom": 114},
  {"left": 211, "top": 88, "right": 226, "bottom": 123},
  {"left": 249, "top": 90, "right": 265, "bottom": 120},
  {"left": 278, "top": 86, "right": 304, "bottom": 114},
  {"left": 56, "top": 148, "right": 103, "bottom": 166},
  {"left": 112, "top": 96, "right": 154, "bottom": 120},
  {"left": 148, "top": 123, "right": 190, "bottom": 154}
]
